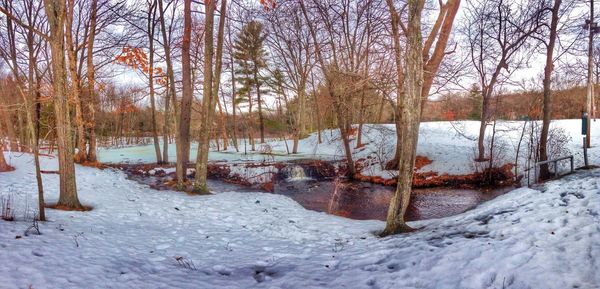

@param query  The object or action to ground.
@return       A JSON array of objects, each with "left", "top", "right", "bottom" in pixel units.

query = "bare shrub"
[
  {"left": 72, "top": 232, "right": 86, "bottom": 247},
  {"left": 513, "top": 121, "right": 572, "bottom": 184},
  {"left": 1, "top": 194, "right": 15, "bottom": 221},
  {"left": 24, "top": 215, "right": 41, "bottom": 236},
  {"left": 175, "top": 256, "right": 197, "bottom": 271},
  {"left": 471, "top": 135, "right": 509, "bottom": 174},
  {"left": 367, "top": 125, "right": 395, "bottom": 170},
  {"left": 547, "top": 127, "right": 572, "bottom": 161},
  {"left": 259, "top": 144, "right": 273, "bottom": 155}
]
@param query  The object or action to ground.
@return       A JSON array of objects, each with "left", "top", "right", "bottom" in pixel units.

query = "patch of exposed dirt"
[
  {"left": 46, "top": 204, "right": 93, "bottom": 211},
  {"left": 0, "top": 165, "right": 15, "bottom": 172}
]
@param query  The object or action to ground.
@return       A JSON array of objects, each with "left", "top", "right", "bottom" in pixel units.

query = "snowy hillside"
[{"left": 0, "top": 153, "right": 599, "bottom": 288}]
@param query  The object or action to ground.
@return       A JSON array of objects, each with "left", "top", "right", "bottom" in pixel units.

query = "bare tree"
[
  {"left": 265, "top": 2, "right": 313, "bottom": 153},
  {"left": 382, "top": 0, "right": 426, "bottom": 235},
  {"left": 466, "top": 0, "right": 544, "bottom": 162},
  {"left": 86, "top": 0, "right": 98, "bottom": 163},
  {"left": 157, "top": 0, "right": 179, "bottom": 163},
  {"left": 539, "top": 0, "right": 562, "bottom": 179},
  {"left": 299, "top": 0, "right": 381, "bottom": 179},
  {"left": 0, "top": 138, "right": 8, "bottom": 171},
  {"left": 386, "top": 0, "right": 461, "bottom": 170},
  {"left": 146, "top": 0, "right": 163, "bottom": 164},
  {"left": 0, "top": 0, "right": 47, "bottom": 219},
  {"left": 44, "top": 0, "right": 84, "bottom": 209},
  {"left": 193, "top": 0, "right": 228, "bottom": 193},
  {"left": 225, "top": 19, "right": 239, "bottom": 152},
  {"left": 176, "top": 0, "right": 193, "bottom": 190},
  {"left": 65, "top": 0, "right": 88, "bottom": 163}
]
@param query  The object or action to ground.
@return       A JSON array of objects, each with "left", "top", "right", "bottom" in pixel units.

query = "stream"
[
  {"left": 114, "top": 161, "right": 514, "bottom": 222},
  {"left": 274, "top": 179, "right": 510, "bottom": 221}
]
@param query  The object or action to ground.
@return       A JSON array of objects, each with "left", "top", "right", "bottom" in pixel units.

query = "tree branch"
[{"left": 0, "top": 6, "right": 49, "bottom": 41}]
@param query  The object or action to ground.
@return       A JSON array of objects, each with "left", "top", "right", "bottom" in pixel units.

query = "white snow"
[
  {"left": 97, "top": 120, "right": 600, "bottom": 183},
  {"left": 1, "top": 148, "right": 599, "bottom": 288}
]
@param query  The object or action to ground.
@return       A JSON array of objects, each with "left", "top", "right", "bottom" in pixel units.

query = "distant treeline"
[{"left": 423, "top": 86, "right": 598, "bottom": 121}]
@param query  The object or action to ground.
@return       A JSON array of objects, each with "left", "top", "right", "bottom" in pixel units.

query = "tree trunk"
[
  {"left": 177, "top": 0, "right": 193, "bottom": 190},
  {"left": 298, "top": 81, "right": 306, "bottom": 137},
  {"left": 158, "top": 0, "right": 177, "bottom": 163},
  {"left": 539, "top": 0, "right": 561, "bottom": 180},
  {"left": 249, "top": 97, "right": 256, "bottom": 151},
  {"left": 193, "top": 0, "right": 227, "bottom": 193},
  {"left": 26, "top": 21, "right": 45, "bottom": 221},
  {"left": 44, "top": 0, "right": 83, "bottom": 209},
  {"left": 86, "top": 0, "right": 98, "bottom": 163},
  {"left": 356, "top": 88, "right": 366, "bottom": 148},
  {"left": 1, "top": 1, "right": 45, "bottom": 218},
  {"left": 20, "top": 85, "right": 45, "bottom": 220},
  {"left": 386, "top": 0, "right": 460, "bottom": 169},
  {"left": 382, "top": 0, "right": 425, "bottom": 236},
  {"left": 293, "top": 80, "right": 307, "bottom": 153},
  {"left": 420, "top": 0, "right": 460, "bottom": 112},
  {"left": 256, "top": 72, "right": 265, "bottom": 143},
  {"left": 384, "top": 0, "right": 405, "bottom": 171},
  {"left": 338, "top": 119, "right": 355, "bottom": 178},
  {"left": 17, "top": 113, "right": 25, "bottom": 152},
  {"left": 148, "top": 51, "right": 162, "bottom": 164},
  {"left": 310, "top": 76, "right": 322, "bottom": 144},
  {"left": 0, "top": 141, "right": 8, "bottom": 172},
  {"left": 163, "top": 80, "right": 171, "bottom": 162},
  {"left": 476, "top": 91, "right": 490, "bottom": 161},
  {"left": 147, "top": 1, "right": 162, "bottom": 164},
  {"left": 193, "top": 0, "right": 215, "bottom": 193},
  {"left": 279, "top": 86, "right": 297, "bottom": 154},
  {"left": 0, "top": 120, "right": 10, "bottom": 172},
  {"left": 228, "top": 30, "right": 239, "bottom": 152},
  {"left": 65, "top": 0, "right": 87, "bottom": 164},
  {"left": 217, "top": 90, "right": 228, "bottom": 151}
]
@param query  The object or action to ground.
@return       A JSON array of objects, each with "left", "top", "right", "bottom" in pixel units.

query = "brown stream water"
[{"left": 273, "top": 179, "right": 511, "bottom": 221}]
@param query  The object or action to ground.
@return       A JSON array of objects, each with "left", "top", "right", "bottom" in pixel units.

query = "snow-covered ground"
[
  {"left": 1, "top": 150, "right": 599, "bottom": 288},
  {"left": 98, "top": 120, "right": 600, "bottom": 180}
]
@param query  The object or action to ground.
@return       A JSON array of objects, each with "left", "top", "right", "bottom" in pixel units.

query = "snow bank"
[
  {"left": 97, "top": 120, "right": 600, "bottom": 181},
  {"left": 1, "top": 153, "right": 598, "bottom": 288}
]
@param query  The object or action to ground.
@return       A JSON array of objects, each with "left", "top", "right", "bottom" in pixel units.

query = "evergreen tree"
[
  {"left": 468, "top": 84, "right": 483, "bottom": 120},
  {"left": 233, "top": 20, "right": 269, "bottom": 144}
]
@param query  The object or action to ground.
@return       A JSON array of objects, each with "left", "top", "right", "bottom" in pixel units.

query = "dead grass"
[
  {"left": 414, "top": 156, "right": 433, "bottom": 171},
  {"left": 1, "top": 195, "right": 15, "bottom": 221},
  {"left": 79, "top": 161, "right": 108, "bottom": 169}
]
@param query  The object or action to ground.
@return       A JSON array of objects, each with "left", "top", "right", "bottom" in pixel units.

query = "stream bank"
[{"left": 106, "top": 159, "right": 515, "bottom": 221}]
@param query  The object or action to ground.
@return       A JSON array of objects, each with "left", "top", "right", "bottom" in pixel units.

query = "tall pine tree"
[{"left": 233, "top": 21, "right": 269, "bottom": 144}]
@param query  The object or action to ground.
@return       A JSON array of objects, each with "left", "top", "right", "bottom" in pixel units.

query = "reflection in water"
[{"left": 327, "top": 179, "right": 343, "bottom": 214}]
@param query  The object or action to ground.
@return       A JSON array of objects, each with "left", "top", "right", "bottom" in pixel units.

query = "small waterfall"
[{"left": 285, "top": 165, "right": 310, "bottom": 181}]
